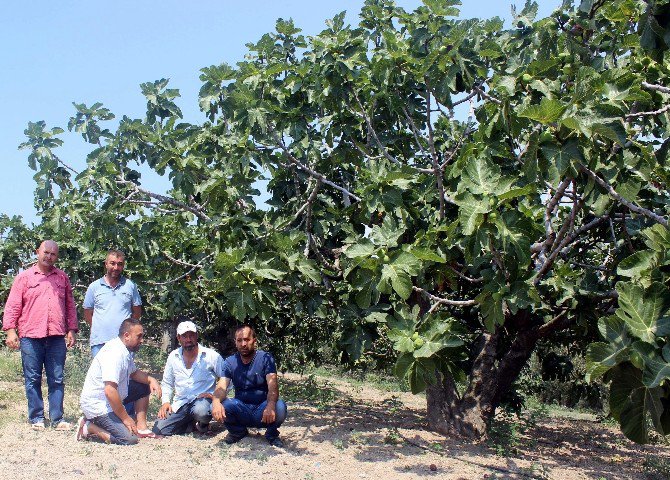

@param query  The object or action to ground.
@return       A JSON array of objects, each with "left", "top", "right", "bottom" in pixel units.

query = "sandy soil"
[{"left": 0, "top": 372, "right": 668, "bottom": 480}]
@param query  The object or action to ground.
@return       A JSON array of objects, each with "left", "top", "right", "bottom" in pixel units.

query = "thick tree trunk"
[
  {"left": 425, "top": 311, "right": 567, "bottom": 440},
  {"left": 426, "top": 329, "right": 501, "bottom": 438}
]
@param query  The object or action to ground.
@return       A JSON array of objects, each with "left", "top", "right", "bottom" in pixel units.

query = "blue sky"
[{"left": 1, "top": 1, "right": 558, "bottom": 225}]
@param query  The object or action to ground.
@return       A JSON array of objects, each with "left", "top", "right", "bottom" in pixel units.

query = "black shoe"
[
  {"left": 194, "top": 421, "right": 209, "bottom": 434},
  {"left": 224, "top": 431, "right": 247, "bottom": 444},
  {"left": 267, "top": 437, "right": 284, "bottom": 448}
]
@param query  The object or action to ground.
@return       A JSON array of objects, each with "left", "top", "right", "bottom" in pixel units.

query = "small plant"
[
  {"left": 255, "top": 452, "right": 268, "bottom": 464},
  {"left": 383, "top": 427, "right": 403, "bottom": 445},
  {"left": 349, "top": 430, "right": 366, "bottom": 445},
  {"left": 332, "top": 438, "right": 345, "bottom": 450},
  {"left": 429, "top": 442, "right": 443, "bottom": 452},
  {"left": 282, "top": 374, "right": 338, "bottom": 409},
  {"left": 528, "top": 462, "right": 551, "bottom": 480}
]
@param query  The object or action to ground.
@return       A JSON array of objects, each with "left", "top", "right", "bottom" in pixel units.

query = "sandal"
[{"left": 31, "top": 422, "right": 45, "bottom": 431}]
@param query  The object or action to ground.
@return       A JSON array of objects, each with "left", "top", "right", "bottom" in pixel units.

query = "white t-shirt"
[{"left": 80, "top": 337, "right": 137, "bottom": 419}]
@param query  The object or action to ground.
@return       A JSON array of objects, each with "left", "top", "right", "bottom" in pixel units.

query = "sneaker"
[
  {"left": 31, "top": 422, "right": 45, "bottom": 431},
  {"left": 75, "top": 416, "right": 88, "bottom": 441},
  {"left": 224, "top": 431, "right": 248, "bottom": 444},
  {"left": 267, "top": 437, "right": 285, "bottom": 448},
  {"left": 54, "top": 421, "right": 72, "bottom": 431}
]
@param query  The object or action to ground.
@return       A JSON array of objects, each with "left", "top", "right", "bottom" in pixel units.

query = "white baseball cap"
[{"left": 176, "top": 321, "right": 197, "bottom": 335}]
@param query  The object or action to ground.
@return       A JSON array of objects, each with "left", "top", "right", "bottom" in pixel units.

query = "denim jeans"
[
  {"left": 223, "top": 398, "right": 287, "bottom": 440},
  {"left": 152, "top": 397, "right": 212, "bottom": 436},
  {"left": 19, "top": 336, "right": 66, "bottom": 425},
  {"left": 88, "top": 380, "right": 150, "bottom": 445}
]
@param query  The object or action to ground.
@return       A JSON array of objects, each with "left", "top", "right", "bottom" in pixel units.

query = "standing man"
[
  {"left": 84, "top": 249, "right": 141, "bottom": 358},
  {"left": 2, "top": 240, "right": 78, "bottom": 430},
  {"left": 76, "top": 318, "right": 161, "bottom": 445},
  {"left": 211, "top": 325, "right": 288, "bottom": 447},
  {"left": 152, "top": 321, "right": 225, "bottom": 436}
]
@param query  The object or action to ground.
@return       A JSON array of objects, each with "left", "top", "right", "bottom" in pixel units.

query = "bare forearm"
[
  {"left": 83, "top": 309, "right": 93, "bottom": 327},
  {"left": 130, "top": 370, "right": 154, "bottom": 385},
  {"left": 266, "top": 374, "right": 279, "bottom": 405},
  {"left": 212, "top": 378, "right": 229, "bottom": 403},
  {"left": 105, "top": 386, "right": 130, "bottom": 421}
]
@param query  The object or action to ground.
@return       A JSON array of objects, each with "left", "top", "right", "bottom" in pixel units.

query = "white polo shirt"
[
  {"left": 80, "top": 337, "right": 137, "bottom": 419},
  {"left": 160, "top": 344, "right": 225, "bottom": 412}
]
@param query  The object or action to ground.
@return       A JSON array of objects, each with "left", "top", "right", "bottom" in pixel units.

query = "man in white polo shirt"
[
  {"left": 152, "top": 321, "right": 225, "bottom": 436},
  {"left": 76, "top": 318, "right": 161, "bottom": 445},
  {"left": 84, "top": 249, "right": 142, "bottom": 358}
]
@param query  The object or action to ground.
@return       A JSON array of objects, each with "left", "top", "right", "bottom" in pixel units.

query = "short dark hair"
[
  {"left": 235, "top": 324, "right": 256, "bottom": 338},
  {"left": 119, "top": 318, "right": 141, "bottom": 336},
  {"left": 106, "top": 249, "right": 126, "bottom": 260}
]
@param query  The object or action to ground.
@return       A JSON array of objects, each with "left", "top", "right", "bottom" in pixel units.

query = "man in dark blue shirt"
[{"left": 212, "top": 325, "right": 288, "bottom": 447}]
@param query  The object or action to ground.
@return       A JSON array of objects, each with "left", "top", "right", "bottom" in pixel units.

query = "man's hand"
[
  {"left": 123, "top": 416, "right": 138, "bottom": 435},
  {"left": 148, "top": 376, "right": 162, "bottom": 398},
  {"left": 158, "top": 402, "right": 172, "bottom": 419},
  {"left": 197, "top": 392, "right": 214, "bottom": 400},
  {"left": 5, "top": 329, "right": 19, "bottom": 350},
  {"left": 65, "top": 331, "right": 76, "bottom": 348},
  {"left": 262, "top": 403, "right": 277, "bottom": 425},
  {"left": 211, "top": 399, "right": 226, "bottom": 422}
]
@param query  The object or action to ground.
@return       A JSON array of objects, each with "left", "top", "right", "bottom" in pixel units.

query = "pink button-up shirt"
[{"left": 2, "top": 265, "right": 78, "bottom": 338}]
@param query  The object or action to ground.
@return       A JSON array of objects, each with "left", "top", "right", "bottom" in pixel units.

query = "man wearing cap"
[
  {"left": 152, "top": 321, "right": 225, "bottom": 436},
  {"left": 211, "top": 325, "right": 288, "bottom": 447},
  {"left": 84, "top": 249, "right": 142, "bottom": 358}
]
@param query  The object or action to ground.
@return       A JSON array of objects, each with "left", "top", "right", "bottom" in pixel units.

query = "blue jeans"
[
  {"left": 152, "top": 397, "right": 212, "bottom": 436},
  {"left": 88, "top": 380, "right": 151, "bottom": 445},
  {"left": 19, "top": 336, "right": 66, "bottom": 425},
  {"left": 223, "top": 398, "right": 287, "bottom": 440}
]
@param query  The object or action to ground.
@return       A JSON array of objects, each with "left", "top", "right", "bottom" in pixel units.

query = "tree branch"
[
  {"left": 578, "top": 164, "right": 668, "bottom": 227},
  {"left": 412, "top": 286, "right": 477, "bottom": 312},
  {"left": 149, "top": 253, "right": 215, "bottom": 286},
  {"left": 117, "top": 179, "right": 211, "bottom": 222}
]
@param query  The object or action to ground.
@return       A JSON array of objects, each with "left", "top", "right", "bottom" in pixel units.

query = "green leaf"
[
  {"left": 409, "top": 248, "right": 445, "bottom": 263},
  {"left": 615, "top": 282, "right": 670, "bottom": 343},
  {"left": 463, "top": 157, "right": 515, "bottom": 196},
  {"left": 296, "top": 258, "right": 322, "bottom": 283},
  {"left": 414, "top": 340, "right": 448, "bottom": 358},
  {"left": 617, "top": 250, "right": 658, "bottom": 279},
  {"left": 541, "top": 140, "right": 583, "bottom": 175},
  {"left": 518, "top": 98, "right": 567, "bottom": 124},
  {"left": 586, "top": 316, "right": 631, "bottom": 381},
  {"left": 370, "top": 217, "right": 406, "bottom": 248},
  {"left": 457, "top": 194, "right": 489, "bottom": 235},
  {"left": 344, "top": 240, "right": 376, "bottom": 258},
  {"left": 379, "top": 264, "right": 413, "bottom": 300}
]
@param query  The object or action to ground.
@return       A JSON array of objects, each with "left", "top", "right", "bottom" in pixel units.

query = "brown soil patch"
[{"left": 0, "top": 371, "right": 668, "bottom": 479}]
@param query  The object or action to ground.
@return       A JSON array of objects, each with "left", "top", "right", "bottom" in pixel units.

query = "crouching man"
[
  {"left": 76, "top": 318, "right": 161, "bottom": 445},
  {"left": 211, "top": 325, "right": 288, "bottom": 447},
  {"left": 152, "top": 321, "right": 225, "bottom": 436}
]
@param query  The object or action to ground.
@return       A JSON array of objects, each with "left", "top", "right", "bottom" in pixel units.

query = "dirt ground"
[{"left": 0, "top": 372, "right": 669, "bottom": 480}]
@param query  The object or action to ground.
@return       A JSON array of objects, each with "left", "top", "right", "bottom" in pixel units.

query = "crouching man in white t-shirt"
[{"left": 76, "top": 318, "right": 161, "bottom": 445}]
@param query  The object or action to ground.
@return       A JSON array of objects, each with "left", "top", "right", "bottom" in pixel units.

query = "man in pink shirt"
[{"left": 3, "top": 240, "right": 78, "bottom": 430}]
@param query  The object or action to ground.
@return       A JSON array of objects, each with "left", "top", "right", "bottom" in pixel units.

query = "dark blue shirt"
[{"left": 223, "top": 350, "right": 277, "bottom": 405}]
